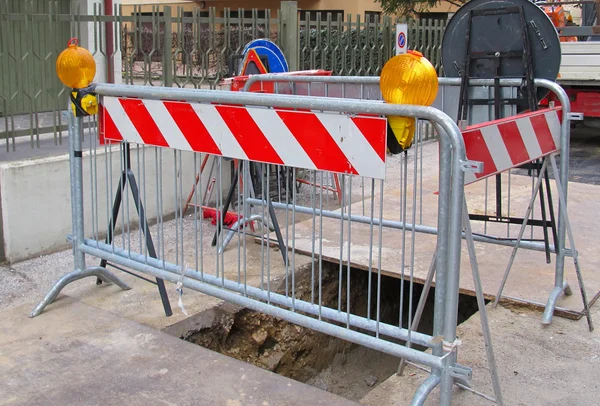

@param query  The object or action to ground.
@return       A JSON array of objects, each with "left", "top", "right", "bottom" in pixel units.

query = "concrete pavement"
[{"left": 0, "top": 297, "right": 355, "bottom": 406}]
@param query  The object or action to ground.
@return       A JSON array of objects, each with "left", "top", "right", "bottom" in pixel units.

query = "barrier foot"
[
  {"left": 30, "top": 266, "right": 131, "bottom": 318},
  {"left": 564, "top": 282, "right": 573, "bottom": 296},
  {"left": 542, "top": 285, "right": 566, "bottom": 325},
  {"left": 411, "top": 374, "right": 441, "bottom": 406},
  {"left": 217, "top": 215, "right": 266, "bottom": 254}
]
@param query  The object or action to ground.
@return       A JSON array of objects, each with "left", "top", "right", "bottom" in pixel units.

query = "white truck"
[
  {"left": 556, "top": 41, "right": 600, "bottom": 122},
  {"left": 542, "top": 2, "right": 600, "bottom": 123}
]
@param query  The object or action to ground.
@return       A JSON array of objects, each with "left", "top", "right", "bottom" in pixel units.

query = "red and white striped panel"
[
  {"left": 463, "top": 107, "right": 562, "bottom": 185},
  {"left": 99, "top": 97, "right": 387, "bottom": 179}
]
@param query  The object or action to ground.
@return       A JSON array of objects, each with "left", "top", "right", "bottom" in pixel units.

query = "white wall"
[{"left": 0, "top": 147, "right": 230, "bottom": 263}]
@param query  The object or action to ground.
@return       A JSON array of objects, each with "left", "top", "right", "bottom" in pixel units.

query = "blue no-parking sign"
[{"left": 396, "top": 24, "right": 408, "bottom": 55}]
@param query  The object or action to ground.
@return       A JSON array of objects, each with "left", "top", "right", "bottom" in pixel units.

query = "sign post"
[{"left": 396, "top": 23, "right": 408, "bottom": 55}]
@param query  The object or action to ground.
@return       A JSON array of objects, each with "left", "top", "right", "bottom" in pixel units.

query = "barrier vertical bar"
[
  {"left": 411, "top": 123, "right": 451, "bottom": 402},
  {"left": 72, "top": 110, "right": 86, "bottom": 272},
  {"left": 432, "top": 123, "right": 450, "bottom": 352},
  {"left": 543, "top": 81, "right": 574, "bottom": 324},
  {"left": 440, "top": 117, "right": 467, "bottom": 406}
]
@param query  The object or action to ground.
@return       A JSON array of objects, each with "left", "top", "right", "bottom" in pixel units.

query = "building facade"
[{"left": 120, "top": 0, "right": 459, "bottom": 21}]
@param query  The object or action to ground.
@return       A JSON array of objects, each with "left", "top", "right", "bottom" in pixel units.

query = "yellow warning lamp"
[
  {"left": 56, "top": 38, "right": 98, "bottom": 117},
  {"left": 380, "top": 50, "right": 438, "bottom": 153},
  {"left": 56, "top": 38, "right": 96, "bottom": 89}
]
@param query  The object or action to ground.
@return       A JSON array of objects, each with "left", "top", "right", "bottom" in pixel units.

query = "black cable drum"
[{"left": 441, "top": 0, "right": 562, "bottom": 100}]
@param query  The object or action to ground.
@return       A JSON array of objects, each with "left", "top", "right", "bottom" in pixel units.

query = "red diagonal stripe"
[
  {"left": 351, "top": 116, "right": 386, "bottom": 162},
  {"left": 118, "top": 98, "right": 169, "bottom": 147},
  {"left": 530, "top": 113, "right": 557, "bottom": 154},
  {"left": 99, "top": 103, "right": 122, "bottom": 144},
  {"left": 463, "top": 129, "right": 497, "bottom": 178},
  {"left": 497, "top": 121, "right": 529, "bottom": 165},
  {"left": 163, "top": 101, "right": 222, "bottom": 155},
  {"left": 215, "top": 106, "right": 284, "bottom": 165},
  {"left": 276, "top": 111, "right": 358, "bottom": 175}
]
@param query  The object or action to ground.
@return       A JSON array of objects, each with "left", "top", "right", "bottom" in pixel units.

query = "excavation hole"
[{"left": 167, "top": 262, "right": 482, "bottom": 401}]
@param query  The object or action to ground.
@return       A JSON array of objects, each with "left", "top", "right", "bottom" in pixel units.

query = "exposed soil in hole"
[{"left": 172, "top": 262, "right": 482, "bottom": 401}]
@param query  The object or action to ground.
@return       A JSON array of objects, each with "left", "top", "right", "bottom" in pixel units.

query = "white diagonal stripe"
[
  {"left": 247, "top": 108, "right": 317, "bottom": 170},
  {"left": 480, "top": 124, "right": 512, "bottom": 172},
  {"left": 317, "top": 113, "right": 386, "bottom": 179},
  {"left": 545, "top": 110, "right": 562, "bottom": 148},
  {"left": 103, "top": 97, "right": 144, "bottom": 144},
  {"left": 142, "top": 100, "right": 191, "bottom": 152},
  {"left": 191, "top": 104, "right": 247, "bottom": 160},
  {"left": 515, "top": 116, "right": 542, "bottom": 159}
]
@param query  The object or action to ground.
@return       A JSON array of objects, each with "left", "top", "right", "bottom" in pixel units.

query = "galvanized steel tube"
[
  {"left": 82, "top": 238, "right": 435, "bottom": 348},
  {"left": 79, "top": 241, "right": 444, "bottom": 369},
  {"left": 245, "top": 200, "right": 555, "bottom": 253},
  {"left": 242, "top": 74, "right": 380, "bottom": 92},
  {"left": 71, "top": 112, "right": 86, "bottom": 272}
]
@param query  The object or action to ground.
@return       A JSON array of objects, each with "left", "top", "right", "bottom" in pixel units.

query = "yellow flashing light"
[
  {"left": 56, "top": 38, "right": 96, "bottom": 89},
  {"left": 380, "top": 50, "right": 438, "bottom": 153}
]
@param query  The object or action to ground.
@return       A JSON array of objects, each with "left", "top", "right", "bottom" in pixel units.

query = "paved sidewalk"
[{"left": 0, "top": 297, "right": 355, "bottom": 406}]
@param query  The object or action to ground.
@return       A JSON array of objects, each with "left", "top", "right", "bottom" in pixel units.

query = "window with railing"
[{"left": 365, "top": 11, "right": 382, "bottom": 24}]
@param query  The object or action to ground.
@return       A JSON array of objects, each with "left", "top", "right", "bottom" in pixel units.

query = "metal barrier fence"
[
  {"left": 30, "top": 73, "right": 590, "bottom": 402},
  {"left": 28, "top": 80, "right": 500, "bottom": 404},
  {"left": 0, "top": 0, "right": 447, "bottom": 151},
  {"left": 241, "top": 73, "right": 589, "bottom": 325}
]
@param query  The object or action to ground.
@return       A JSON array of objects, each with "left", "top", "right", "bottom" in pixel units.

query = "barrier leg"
[
  {"left": 463, "top": 199, "right": 504, "bottom": 406},
  {"left": 218, "top": 163, "right": 288, "bottom": 267},
  {"left": 31, "top": 112, "right": 130, "bottom": 317},
  {"left": 126, "top": 168, "right": 173, "bottom": 317},
  {"left": 493, "top": 159, "right": 548, "bottom": 308},
  {"left": 255, "top": 163, "right": 288, "bottom": 266},
  {"left": 548, "top": 155, "right": 593, "bottom": 331},
  {"left": 97, "top": 143, "right": 172, "bottom": 317},
  {"left": 30, "top": 267, "right": 131, "bottom": 318},
  {"left": 211, "top": 165, "right": 239, "bottom": 246},
  {"left": 410, "top": 374, "right": 441, "bottom": 406}
]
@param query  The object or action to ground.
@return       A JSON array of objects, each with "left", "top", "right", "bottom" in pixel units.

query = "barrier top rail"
[
  {"left": 242, "top": 74, "right": 381, "bottom": 91},
  {"left": 92, "top": 83, "right": 467, "bottom": 162},
  {"left": 242, "top": 74, "right": 567, "bottom": 96},
  {"left": 239, "top": 75, "right": 571, "bottom": 188}
]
